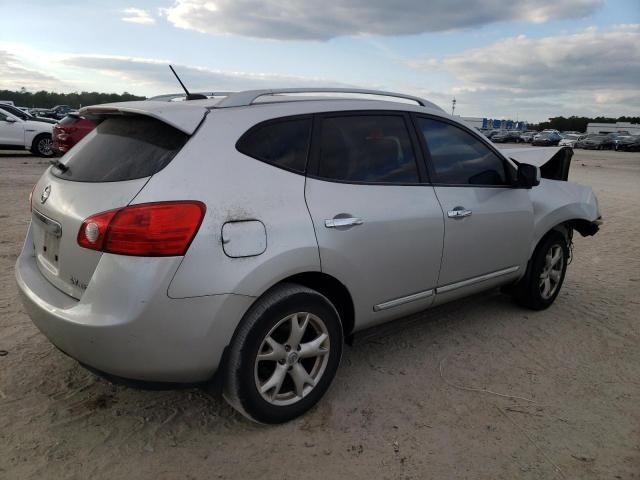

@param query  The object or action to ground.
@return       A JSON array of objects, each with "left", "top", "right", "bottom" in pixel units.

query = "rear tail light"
[{"left": 78, "top": 201, "right": 206, "bottom": 256}]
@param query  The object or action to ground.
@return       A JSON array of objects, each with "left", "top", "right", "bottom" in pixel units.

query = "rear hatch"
[{"left": 30, "top": 109, "right": 203, "bottom": 299}]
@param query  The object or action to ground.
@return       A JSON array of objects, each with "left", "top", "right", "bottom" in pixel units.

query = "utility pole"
[{"left": 451, "top": 97, "right": 457, "bottom": 116}]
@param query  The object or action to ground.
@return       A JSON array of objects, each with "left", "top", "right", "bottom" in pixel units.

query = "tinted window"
[
  {"left": 52, "top": 116, "right": 188, "bottom": 182},
  {"left": 418, "top": 118, "right": 508, "bottom": 186},
  {"left": 58, "top": 115, "right": 81, "bottom": 126},
  {"left": 237, "top": 118, "right": 311, "bottom": 173},
  {"left": 317, "top": 115, "right": 419, "bottom": 183},
  {"left": 0, "top": 105, "right": 29, "bottom": 120}
]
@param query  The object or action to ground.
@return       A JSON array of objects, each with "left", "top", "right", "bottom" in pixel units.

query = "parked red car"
[{"left": 53, "top": 114, "right": 96, "bottom": 154}]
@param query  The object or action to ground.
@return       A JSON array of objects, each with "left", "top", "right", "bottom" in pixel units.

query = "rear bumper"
[{"left": 15, "top": 237, "right": 254, "bottom": 382}]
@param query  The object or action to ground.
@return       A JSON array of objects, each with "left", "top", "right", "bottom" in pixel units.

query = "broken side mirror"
[{"left": 517, "top": 163, "right": 541, "bottom": 189}]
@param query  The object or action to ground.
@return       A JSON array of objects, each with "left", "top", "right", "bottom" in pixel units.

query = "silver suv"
[{"left": 16, "top": 88, "right": 601, "bottom": 423}]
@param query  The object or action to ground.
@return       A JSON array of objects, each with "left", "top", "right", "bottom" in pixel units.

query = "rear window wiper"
[{"left": 49, "top": 158, "right": 68, "bottom": 172}]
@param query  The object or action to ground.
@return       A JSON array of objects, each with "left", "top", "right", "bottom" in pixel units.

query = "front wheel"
[
  {"left": 223, "top": 283, "right": 343, "bottom": 423},
  {"left": 515, "top": 232, "right": 569, "bottom": 310}
]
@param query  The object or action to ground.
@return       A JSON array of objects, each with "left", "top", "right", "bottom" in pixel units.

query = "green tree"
[{"left": 0, "top": 89, "right": 146, "bottom": 109}]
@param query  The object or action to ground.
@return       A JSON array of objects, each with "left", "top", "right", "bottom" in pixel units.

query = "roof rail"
[{"left": 215, "top": 88, "right": 443, "bottom": 111}]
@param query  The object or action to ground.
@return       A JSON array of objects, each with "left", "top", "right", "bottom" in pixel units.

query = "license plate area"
[{"left": 32, "top": 209, "right": 62, "bottom": 275}]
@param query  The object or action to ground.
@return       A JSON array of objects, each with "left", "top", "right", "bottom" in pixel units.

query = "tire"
[
  {"left": 515, "top": 232, "right": 569, "bottom": 310},
  {"left": 31, "top": 134, "right": 54, "bottom": 157},
  {"left": 223, "top": 283, "right": 343, "bottom": 424}
]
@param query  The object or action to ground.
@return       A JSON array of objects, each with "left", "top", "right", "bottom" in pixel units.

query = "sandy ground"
[{"left": 0, "top": 147, "right": 639, "bottom": 480}]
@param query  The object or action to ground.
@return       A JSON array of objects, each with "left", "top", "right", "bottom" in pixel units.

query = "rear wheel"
[
  {"left": 31, "top": 134, "right": 54, "bottom": 157},
  {"left": 223, "top": 283, "right": 343, "bottom": 423},
  {"left": 515, "top": 232, "right": 569, "bottom": 310}
]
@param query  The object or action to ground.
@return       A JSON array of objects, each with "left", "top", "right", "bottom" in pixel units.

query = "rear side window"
[
  {"left": 236, "top": 118, "right": 311, "bottom": 173},
  {"left": 317, "top": 115, "right": 419, "bottom": 184},
  {"left": 52, "top": 116, "right": 188, "bottom": 182},
  {"left": 417, "top": 117, "right": 508, "bottom": 186}
]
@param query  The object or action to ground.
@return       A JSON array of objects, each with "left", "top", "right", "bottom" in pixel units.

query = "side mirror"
[
  {"left": 4, "top": 117, "right": 17, "bottom": 123},
  {"left": 517, "top": 163, "right": 541, "bottom": 189}
]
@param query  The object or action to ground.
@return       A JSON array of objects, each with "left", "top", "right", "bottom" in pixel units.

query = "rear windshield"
[
  {"left": 58, "top": 115, "right": 81, "bottom": 126},
  {"left": 52, "top": 116, "right": 188, "bottom": 182}
]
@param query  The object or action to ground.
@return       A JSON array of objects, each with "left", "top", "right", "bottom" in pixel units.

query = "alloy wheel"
[
  {"left": 254, "top": 312, "right": 330, "bottom": 406},
  {"left": 38, "top": 137, "right": 53, "bottom": 156},
  {"left": 539, "top": 244, "right": 564, "bottom": 300}
]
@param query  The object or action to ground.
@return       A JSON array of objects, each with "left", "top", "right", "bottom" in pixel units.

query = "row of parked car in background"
[
  {"left": 0, "top": 102, "right": 96, "bottom": 157},
  {"left": 484, "top": 127, "right": 640, "bottom": 151},
  {"left": 2, "top": 98, "right": 640, "bottom": 157}
]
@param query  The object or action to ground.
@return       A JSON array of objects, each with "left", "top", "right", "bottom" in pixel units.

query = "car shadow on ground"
[{"left": 27, "top": 288, "right": 520, "bottom": 433}]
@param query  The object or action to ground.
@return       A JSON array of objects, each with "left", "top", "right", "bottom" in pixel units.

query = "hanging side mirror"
[{"left": 517, "top": 163, "right": 541, "bottom": 189}]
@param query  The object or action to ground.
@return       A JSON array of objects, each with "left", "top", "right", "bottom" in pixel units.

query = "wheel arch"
[
  {"left": 244, "top": 271, "right": 356, "bottom": 342},
  {"left": 30, "top": 131, "right": 51, "bottom": 150}
]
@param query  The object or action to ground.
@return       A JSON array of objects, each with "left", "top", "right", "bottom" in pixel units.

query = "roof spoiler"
[{"left": 80, "top": 102, "right": 208, "bottom": 135}]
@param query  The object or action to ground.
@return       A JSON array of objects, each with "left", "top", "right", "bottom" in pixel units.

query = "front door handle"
[
  {"left": 447, "top": 207, "right": 472, "bottom": 219},
  {"left": 325, "top": 217, "right": 364, "bottom": 228}
]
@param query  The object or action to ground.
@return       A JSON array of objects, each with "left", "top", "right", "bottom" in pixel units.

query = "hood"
[
  {"left": 32, "top": 116, "right": 58, "bottom": 124},
  {"left": 80, "top": 100, "right": 208, "bottom": 135},
  {"left": 500, "top": 146, "right": 572, "bottom": 181},
  {"left": 25, "top": 119, "right": 53, "bottom": 132}
]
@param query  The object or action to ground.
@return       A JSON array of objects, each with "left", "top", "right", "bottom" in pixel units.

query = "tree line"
[
  {"left": 532, "top": 116, "right": 640, "bottom": 132},
  {"left": 0, "top": 89, "right": 146, "bottom": 109}
]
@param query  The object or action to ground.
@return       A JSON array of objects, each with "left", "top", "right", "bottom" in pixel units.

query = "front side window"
[
  {"left": 236, "top": 118, "right": 311, "bottom": 173},
  {"left": 1, "top": 105, "right": 28, "bottom": 120},
  {"left": 417, "top": 117, "right": 509, "bottom": 186},
  {"left": 317, "top": 115, "right": 419, "bottom": 183}
]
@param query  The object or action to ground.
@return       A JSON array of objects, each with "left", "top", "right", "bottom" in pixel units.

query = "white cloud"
[
  {"left": 0, "top": 49, "right": 69, "bottom": 91},
  {"left": 410, "top": 25, "right": 640, "bottom": 120},
  {"left": 58, "top": 54, "right": 353, "bottom": 93},
  {"left": 160, "top": 0, "right": 603, "bottom": 40},
  {"left": 121, "top": 8, "right": 156, "bottom": 25}
]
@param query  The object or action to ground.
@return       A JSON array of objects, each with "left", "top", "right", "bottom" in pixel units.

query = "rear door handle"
[
  {"left": 447, "top": 207, "right": 472, "bottom": 219},
  {"left": 325, "top": 217, "right": 363, "bottom": 228}
]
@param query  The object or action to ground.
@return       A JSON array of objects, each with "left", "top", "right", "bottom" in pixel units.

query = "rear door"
[
  {"left": 305, "top": 112, "right": 444, "bottom": 329},
  {"left": 30, "top": 115, "right": 190, "bottom": 299},
  {"left": 414, "top": 115, "right": 533, "bottom": 302}
]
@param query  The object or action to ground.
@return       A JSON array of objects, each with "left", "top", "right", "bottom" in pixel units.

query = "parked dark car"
[
  {"left": 616, "top": 135, "right": 640, "bottom": 152},
  {"left": 41, "top": 105, "right": 75, "bottom": 120},
  {"left": 484, "top": 129, "right": 502, "bottom": 139},
  {"left": 532, "top": 132, "right": 562, "bottom": 146},
  {"left": 492, "top": 131, "right": 523, "bottom": 143},
  {"left": 53, "top": 114, "right": 97, "bottom": 154},
  {"left": 575, "top": 134, "right": 614, "bottom": 150}
]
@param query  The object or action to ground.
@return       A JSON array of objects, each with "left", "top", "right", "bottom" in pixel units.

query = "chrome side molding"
[
  {"left": 374, "top": 289, "right": 434, "bottom": 312},
  {"left": 436, "top": 266, "right": 520, "bottom": 294},
  {"left": 373, "top": 266, "right": 520, "bottom": 312}
]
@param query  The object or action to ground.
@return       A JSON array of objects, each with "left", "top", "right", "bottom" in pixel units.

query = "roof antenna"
[{"left": 169, "top": 65, "right": 207, "bottom": 100}]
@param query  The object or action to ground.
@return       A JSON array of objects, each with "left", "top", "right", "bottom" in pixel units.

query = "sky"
[{"left": 0, "top": 0, "right": 639, "bottom": 122}]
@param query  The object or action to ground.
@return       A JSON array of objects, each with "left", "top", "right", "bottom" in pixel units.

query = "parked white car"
[
  {"left": 16, "top": 88, "right": 601, "bottom": 423},
  {"left": 0, "top": 107, "right": 55, "bottom": 157},
  {"left": 559, "top": 134, "right": 585, "bottom": 148}
]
